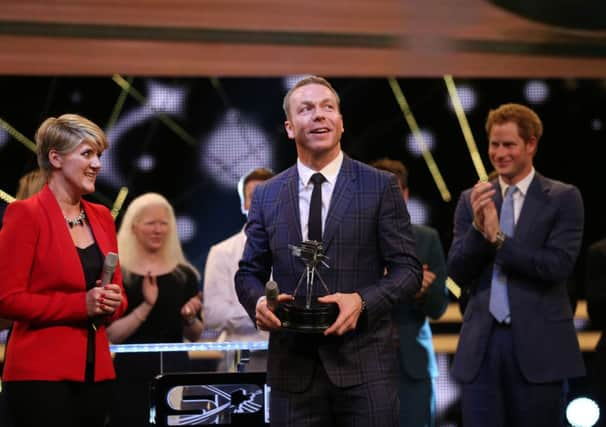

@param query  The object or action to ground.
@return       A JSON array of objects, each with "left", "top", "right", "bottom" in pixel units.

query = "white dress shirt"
[
  {"left": 203, "top": 229, "right": 268, "bottom": 342},
  {"left": 497, "top": 167, "right": 535, "bottom": 225},
  {"left": 297, "top": 150, "right": 344, "bottom": 240}
]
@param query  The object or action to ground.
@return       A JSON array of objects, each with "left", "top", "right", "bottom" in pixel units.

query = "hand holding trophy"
[{"left": 275, "top": 240, "right": 338, "bottom": 333}]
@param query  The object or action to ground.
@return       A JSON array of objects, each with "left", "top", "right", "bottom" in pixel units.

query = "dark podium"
[{"left": 151, "top": 371, "right": 269, "bottom": 426}]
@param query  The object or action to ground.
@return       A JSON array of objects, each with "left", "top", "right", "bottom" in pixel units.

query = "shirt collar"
[
  {"left": 297, "top": 151, "right": 344, "bottom": 187},
  {"left": 498, "top": 167, "right": 535, "bottom": 197}
]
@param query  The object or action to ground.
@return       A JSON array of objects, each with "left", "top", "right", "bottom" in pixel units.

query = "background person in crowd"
[
  {"left": 107, "top": 192, "right": 203, "bottom": 427},
  {"left": 372, "top": 158, "right": 448, "bottom": 427},
  {"left": 203, "top": 167, "right": 274, "bottom": 371},
  {"left": 15, "top": 168, "right": 46, "bottom": 200},
  {"left": 0, "top": 113, "right": 127, "bottom": 427},
  {"left": 447, "top": 103, "right": 585, "bottom": 427},
  {"left": 585, "top": 237, "right": 606, "bottom": 426},
  {"left": 236, "top": 75, "right": 422, "bottom": 426},
  {"left": 0, "top": 168, "right": 46, "bottom": 332}
]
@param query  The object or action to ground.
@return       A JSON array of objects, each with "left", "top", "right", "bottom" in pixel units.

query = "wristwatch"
[{"left": 493, "top": 230, "right": 506, "bottom": 249}]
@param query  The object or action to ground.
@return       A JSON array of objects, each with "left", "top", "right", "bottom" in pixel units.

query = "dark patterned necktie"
[{"left": 308, "top": 173, "right": 326, "bottom": 242}]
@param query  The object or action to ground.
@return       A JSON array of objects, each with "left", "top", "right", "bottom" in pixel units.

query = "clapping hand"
[{"left": 181, "top": 291, "right": 203, "bottom": 325}]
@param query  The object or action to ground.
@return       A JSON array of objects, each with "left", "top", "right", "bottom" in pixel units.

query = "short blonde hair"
[
  {"left": 118, "top": 193, "right": 200, "bottom": 280},
  {"left": 36, "top": 114, "right": 108, "bottom": 175},
  {"left": 282, "top": 75, "right": 340, "bottom": 119}
]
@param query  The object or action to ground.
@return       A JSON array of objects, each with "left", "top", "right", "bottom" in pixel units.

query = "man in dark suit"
[
  {"left": 585, "top": 238, "right": 606, "bottom": 426},
  {"left": 235, "top": 76, "right": 422, "bottom": 426},
  {"left": 447, "top": 103, "right": 585, "bottom": 427},
  {"left": 372, "top": 158, "right": 448, "bottom": 427}
]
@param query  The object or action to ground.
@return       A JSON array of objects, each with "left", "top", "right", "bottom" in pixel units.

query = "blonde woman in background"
[
  {"left": 107, "top": 192, "right": 202, "bottom": 427},
  {"left": 0, "top": 169, "right": 46, "bottom": 332},
  {"left": 15, "top": 168, "right": 46, "bottom": 200}
]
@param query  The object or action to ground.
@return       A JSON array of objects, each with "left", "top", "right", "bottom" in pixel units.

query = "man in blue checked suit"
[
  {"left": 372, "top": 158, "right": 448, "bottom": 427},
  {"left": 235, "top": 76, "right": 422, "bottom": 426},
  {"left": 448, "top": 103, "right": 585, "bottom": 427}
]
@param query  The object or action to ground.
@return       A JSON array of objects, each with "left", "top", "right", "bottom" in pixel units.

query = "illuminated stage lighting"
[
  {"left": 566, "top": 397, "right": 600, "bottom": 427},
  {"left": 101, "top": 79, "right": 188, "bottom": 188},
  {"left": 406, "top": 129, "right": 435, "bottom": 157},
  {"left": 524, "top": 80, "right": 550, "bottom": 105},
  {"left": 201, "top": 108, "right": 272, "bottom": 188},
  {"left": 136, "top": 153, "right": 156, "bottom": 172},
  {"left": 447, "top": 85, "right": 477, "bottom": 113},
  {"left": 406, "top": 196, "right": 429, "bottom": 225},
  {"left": 592, "top": 119, "right": 602, "bottom": 131},
  {"left": 176, "top": 215, "right": 197, "bottom": 243},
  {"left": 283, "top": 75, "right": 312, "bottom": 91}
]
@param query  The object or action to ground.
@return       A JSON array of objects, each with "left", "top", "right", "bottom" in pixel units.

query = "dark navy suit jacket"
[
  {"left": 448, "top": 173, "right": 585, "bottom": 384},
  {"left": 235, "top": 155, "right": 422, "bottom": 392}
]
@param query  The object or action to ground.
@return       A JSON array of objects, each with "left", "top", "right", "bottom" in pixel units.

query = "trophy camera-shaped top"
[{"left": 288, "top": 240, "right": 330, "bottom": 269}]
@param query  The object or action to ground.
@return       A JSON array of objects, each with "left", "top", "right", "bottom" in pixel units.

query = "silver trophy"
[{"left": 276, "top": 240, "right": 338, "bottom": 333}]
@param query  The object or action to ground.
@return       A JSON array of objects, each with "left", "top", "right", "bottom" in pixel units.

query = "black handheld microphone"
[
  {"left": 100, "top": 252, "right": 119, "bottom": 287},
  {"left": 265, "top": 280, "right": 279, "bottom": 311}
]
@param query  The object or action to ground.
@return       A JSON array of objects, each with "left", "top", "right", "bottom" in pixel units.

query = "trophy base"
[{"left": 276, "top": 296, "right": 339, "bottom": 333}]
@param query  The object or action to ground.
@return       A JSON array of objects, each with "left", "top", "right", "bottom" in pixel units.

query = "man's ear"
[
  {"left": 48, "top": 149, "right": 62, "bottom": 169},
  {"left": 526, "top": 136, "right": 538, "bottom": 157},
  {"left": 403, "top": 187, "right": 409, "bottom": 202},
  {"left": 284, "top": 120, "right": 295, "bottom": 139}
]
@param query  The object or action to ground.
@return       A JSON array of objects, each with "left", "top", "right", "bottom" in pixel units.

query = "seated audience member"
[
  {"left": 203, "top": 167, "right": 275, "bottom": 371},
  {"left": 372, "top": 158, "right": 448, "bottom": 427},
  {"left": 107, "top": 193, "right": 203, "bottom": 427}
]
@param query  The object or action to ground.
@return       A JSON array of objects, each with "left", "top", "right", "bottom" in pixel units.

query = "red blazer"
[{"left": 0, "top": 185, "right": 127, "bottom": 382}]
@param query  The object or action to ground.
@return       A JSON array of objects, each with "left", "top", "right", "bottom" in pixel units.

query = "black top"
[
  {"left": 114, "top": 264, "right": 200, "bottom": 379},
  {"left": 121, "top": 265, "right": 200, "bottom": 343},
  {"left": 76, "top": 242, "right": 103, "bottom": 383}
]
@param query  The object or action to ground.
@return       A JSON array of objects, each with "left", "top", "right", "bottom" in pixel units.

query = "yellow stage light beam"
[
  {"left": 443, "top": 75, "right": 488, "bottom": 182},
  {"left": 387, "top": 78, "right": 451, "bottom": 202},
  {"left": 111, "top": 186, "right": 129, "bottom": 220},
  {"left": 0, "top": 117, "right": 36, "bottom": 153},
  {"left": 107, "top": 76, "right": 134, "bottom": 130},
  {"left": 111, "top": 75, "right": 197, "bottom": 146},
  {"left": 446, "top": 277, "right": 461, "bottom": 299},
  {"left": 0, "top": 189, "right": 16, "bottom": 204}
]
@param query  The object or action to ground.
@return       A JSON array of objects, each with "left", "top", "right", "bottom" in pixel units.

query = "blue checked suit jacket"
[
  {"left": 235, "top": 155, "right": 423, "bottom": 392},
  {"left": 448, "top": 173, "right": 585, "bottom": 383}
]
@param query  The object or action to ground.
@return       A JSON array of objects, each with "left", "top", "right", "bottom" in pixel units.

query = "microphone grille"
[
  {"left": 265, "top": 280, "right": 279, "bottom": 296},
  {"left": 105, "top": 252, "right": 119, "bottom": 268}
]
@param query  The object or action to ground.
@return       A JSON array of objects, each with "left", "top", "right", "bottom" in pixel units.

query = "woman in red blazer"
[{"left": 0, "top": 114, "right": 127, "bottom": 427}]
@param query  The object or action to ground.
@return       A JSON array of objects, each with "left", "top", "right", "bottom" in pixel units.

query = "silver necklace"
[{"left": 65, "top": 209, "right": 86, "bottom": 228}]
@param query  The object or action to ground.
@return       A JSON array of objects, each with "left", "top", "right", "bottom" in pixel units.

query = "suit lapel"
[
  {"left": 514, "top": 174, "right": 548, "bottom": 240},
  {"left": 38, "top": 185, "right": 87, "bottom": 288},
  {"left": 82, "top": 199, "right": 110, "bottom": 257},
  {"left": 491, "top": 178, "right": 503, "bottom": 213},
  {"left": 283, "top": 166, "right": 303, "bottom": 243},
  {"left": 322, "top": 156, "right": 356, "bottom": 251}
]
